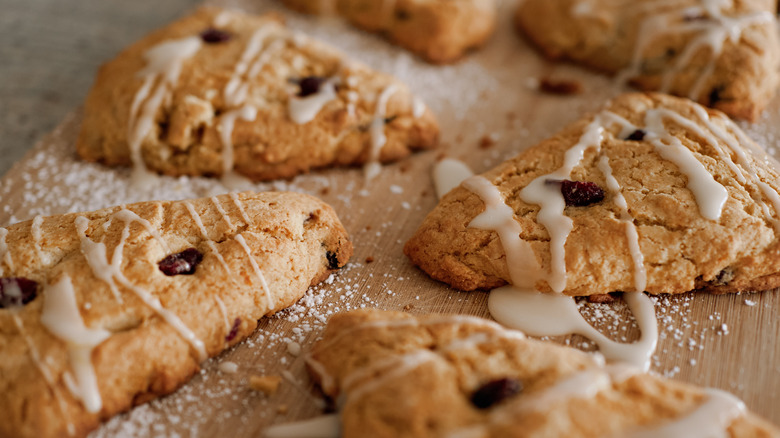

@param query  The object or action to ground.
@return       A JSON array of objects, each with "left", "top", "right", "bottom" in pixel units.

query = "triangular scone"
[
  {"left": 405, "top": 93, "right": 780, "bottom": 295},
  {"left": 304, "top": 309, "right": 779, "bottom": 437},
  {"left": 76, "top": 7, "right": 438, "bottom": 183},
  {"left": 515, "top": 0, "right": 780, "bottom": 121},
  {"left": 282, "top": 0, "right": 497, "bottom": 64},
  {"left": 0, "top": 192, "right": 352, "bottom": 438}
]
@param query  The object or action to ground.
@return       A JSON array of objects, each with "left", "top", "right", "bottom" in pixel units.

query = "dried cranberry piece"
[
  {"left": 326, "top": 251, "right": 341, "bottom": 270},
  {"left": 625, "top": 129, "right": 646, "bottom": 141},
  {"left": 158, "top": 248, "right": 203, "bottom": 276},
  {"left": 0, "top": 277, "right": 38, "bottom": 309},
  {"left": 200, "top": 28, "right": 232, "bottom": 44},
  {"left": 297, "top": 76, "right": 327, "bottom": 97},
  {"left": 554, "top": 180, "right": 605, "bottom": 207},
  {"left": 225, "top": 318, "right": 241, "bottom": 342},
  {"left": 471, "top": 377, "right": 523, "bottom": 409}
]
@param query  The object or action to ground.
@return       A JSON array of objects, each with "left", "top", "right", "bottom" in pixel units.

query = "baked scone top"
[
  {"left": 305, "top": 309, "right": 779, "bottom": 438},
  {"left": 515, "top": 0, "right": 780, "bottom": 121},
  {"left": 405, "top": 93, "right": 780, "bottom": 295},
  {"left": 282, "top": 0, "right": 497, "bottom": 64},
  {"left": 76, "top": 7, "right": 438, "bottom": 184},
  {"left": 0, "top": 191, "right": 352, "bottom": 438}
]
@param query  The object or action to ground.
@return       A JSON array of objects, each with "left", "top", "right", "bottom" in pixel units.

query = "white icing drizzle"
[
  {"left": 128, "top": 37, "right": 202, "bottom": 189},
  {"left": 306, "top": 315, "right": 514, "bottom": 395},
  {"left": 183, "top": 201, "right": 235, "bottom": 330},
  {"left": 40, "top": 275, "right": 111, "bottom": 413},
  {"left": 112, "top": 208, "right": 171, "bottom": 253},
  {"left": 211, "top": 196, "right": 235, "bottom": 228},
  {"left": 219, "top": 105, "right": 258, "bottom": 189},
  {"left": 214, "top": 295, "right": 231, "bottom": 333},
  {"left": 412, "top": 96, "right": 426, "bottom": 119},
  {"left": 219, "top": 25, "right": 285, "bottom": 188},
  {"left": 214, "top": 10, "right": 233, "bottom": 27},
  {"left": 488, "top": 287, "right": 658, "bottom": 371},
  {"left": 224, "top": 26, "right": 275, "bottom": 107},
  {"left": 264, "top": 414, "right": 340, "bottom": 438},
  {"left": 622, "top": 388, "right": 745, "bottom": 438},
  {"left": 235, "top": 233, "right": 273, "bottom": 310},
  {"left": 13, "top": 315, "right": 76, "bottom": 435},
  {"left": 229, "top": 192, "right": 254, "bottom": 225},
  {"left": 621, "top": 0, "right": 773, "bottom": 100},
  {"left": 345, "top": 350, "right": 439, "bottom": 405},
  {"left": 364, "top": 85, "right": 399, "bottom": 181},
  {"left": 31, "top": 215, "right": 44, "bottom": 263},
  {"left": 644, "top": 108, "right": 728, "bottom": 220},
  {"left": 0, "top": 228, "right": 12, "bottom": 275},
  {"left": 463, "top": 176, "right": 543, "bottom": 289},
  {"left": 288, "top": 79, "right": 338, "bottom": 124},
  {"left": 75, "top": 215, "right": 207, "bottom": 361},
  {"left": 433, "top": 158, "right": 475, "bottom": 199},
  {"left": 597, "top": 155, "right": 647, "bottom": 292}
]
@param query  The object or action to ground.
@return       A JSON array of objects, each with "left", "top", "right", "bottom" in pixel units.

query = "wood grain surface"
[{"left": 1, "top": 1, "right": 779, "bottom": 436}]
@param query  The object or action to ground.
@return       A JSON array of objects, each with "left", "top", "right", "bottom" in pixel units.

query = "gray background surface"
[{"left": 0, "top": 0, "right": 201, "bottom": 176}]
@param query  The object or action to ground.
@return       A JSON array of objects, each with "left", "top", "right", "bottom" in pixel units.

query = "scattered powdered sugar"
[{"left": 4, "top": 0, "right": 780, "bottom": 435}]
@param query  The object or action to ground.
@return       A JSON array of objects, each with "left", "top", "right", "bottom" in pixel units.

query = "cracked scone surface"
[
  {"left": 0, "top": 191, "right": 352, "bottom": 438},
  {"left": 76, "top": 7, "right": 439, "bottom": 181},
  {"left": 515, "top": 0, "right": 780, "bottom": 121},
  {"left": 405, "top": 93, "right": 780, "bottom": 295},
  {"left": 306, "top": 309, "right": 779, "bottom": 437},
  {"left": 282, "top": 0, "right": 497, "bottom": 64}
]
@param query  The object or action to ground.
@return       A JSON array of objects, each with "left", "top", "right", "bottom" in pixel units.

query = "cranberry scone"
[
  {"left": 0, "top": 191, "right": 352, "bottom": 438},
  {"left": 405, "top": 92, "right": 780, "bottom": 295},
  {"left": 76, "top": 7, "right": 438, "bottom": 185},
  {"left": 515, "top": 0, "right": 780, "bottom": 121},
  {"left": 295, "top": 309, "right": 779, "bottom": 437},
  {"left": 282, "top": 0, "right": 497, "bottom": 64}
]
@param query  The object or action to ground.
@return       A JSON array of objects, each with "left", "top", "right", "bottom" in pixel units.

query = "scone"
[
  {"left": 515, "top": 0, "right": 780, "bottom": 121},
  {"left": 0, "top": 191, "right": 352, "bottom": 438},
  {"left": 282, "top": 0, "right": 497, "bottom": 64},
  {"left": 301, "top": 309, "right": 779, "bottom": 437},
  {"left": 405, "top": 92, "right": 780, "bottom": 295},
  {"left": 76, "top": 7, "right": 439, "bottom": 185}
]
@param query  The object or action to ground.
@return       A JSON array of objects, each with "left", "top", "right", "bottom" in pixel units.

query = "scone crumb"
[
  {"left": 250, "top": 375, "right": 282, "bottom": 395},
  {"left": 538, "top": 77, "right": 583, "bottom": 95},
  {"left": 365, "top": 256, "right": 375, "bottom": 264},
  {"left": 276, "top": 404, "right": 289, "bottom": 414},
  {"left": 588, "top": 293, "right": 616, "bottom": 304},
  {"left": 403, "top": 304, "right": 414, "bottom": 311},
  {"left": 479, "top": 134, "right": 497, "bottom": 149}
]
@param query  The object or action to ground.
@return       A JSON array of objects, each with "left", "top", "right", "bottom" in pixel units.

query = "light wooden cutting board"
[{"left": 1, "top": 1, "right": 778, "bottom": 435}]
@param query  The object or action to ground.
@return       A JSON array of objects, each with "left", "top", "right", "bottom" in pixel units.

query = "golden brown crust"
[
  {"left": 307, "top": 309, "right": 780, "bottom": 438},
  {"left": 282, "top": 0, "right": 497, "bottom": 64},
  {"left": 0, "top": 191, "right": 352, "bottom": 438},
  {"left": 514, "top": 0, "right": 780, "bottom": 121},
  {"left": 405, "top": 93, "right": 780, "bottom": 295},
  {"left": 76, "top": 7, "right": 439, "bottom": 181}
]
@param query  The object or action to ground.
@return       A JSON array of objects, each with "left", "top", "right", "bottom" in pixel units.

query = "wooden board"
[{"left": 1, "top": 1, "right": 779, "bottom": 435}]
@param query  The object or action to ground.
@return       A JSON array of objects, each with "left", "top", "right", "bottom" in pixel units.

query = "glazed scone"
[
  {"left": 282, "top": 0, "right": 497, "bottom": 64},
  {"left": 0, "top": 191, "right": 352, "bottom": 438},
  {"left": 76, "top": 7, "right": 439, "bottom": 184},
  {"left": 405, "top": 93, "right": 780, "bottom": 295},
  {"left": 301, "top": 309, "right": 779, "bottom": 437},
  {"left": 515, "top": 0, "right": 780, "bottom": 121}
]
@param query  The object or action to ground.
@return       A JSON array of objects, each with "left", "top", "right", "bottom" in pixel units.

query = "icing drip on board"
[
  {"left": 128, "top": 37, "right": 202, "bottom": 189},
  {"left": 619, "top": 0, "right": 774, "bottom": 100},
  {"left": 75, "top": 214, "right": 207, "bottom": 361},
  {"left": 488, "top": 288, "right": 658, "bottom": 371},
  {"left": 40, "top": 275, "right": 111, "bottom": 413}
]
